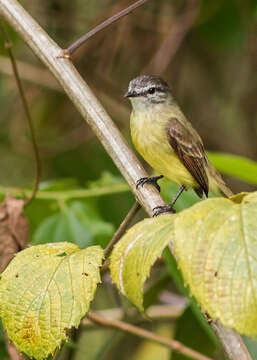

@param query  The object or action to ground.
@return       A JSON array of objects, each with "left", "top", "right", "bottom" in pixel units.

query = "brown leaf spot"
[
  {"left": 21, "top": 316, "right": 40, "bottom": 345},
  {"left": 205, "top": 312, "right": 213, "bottom": 324}
]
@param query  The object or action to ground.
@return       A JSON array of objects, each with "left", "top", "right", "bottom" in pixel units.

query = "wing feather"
[{"left": 166, "top": 117, "right": 209, "bottom": 197}]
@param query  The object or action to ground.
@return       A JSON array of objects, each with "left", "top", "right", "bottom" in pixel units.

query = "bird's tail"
[
  {"left": 217, "top": 180, "right": 234, "bottom": 197},
  {"left": 208, "top": 161, "right": 234, "bottom": 198}
]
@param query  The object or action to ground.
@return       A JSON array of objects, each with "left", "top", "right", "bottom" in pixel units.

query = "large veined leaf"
[
  {"left": 174, "top": 191, "right": 257, "bottom": 336},
  {"left": 110, "top": 191, "right": 257, "bottom": 336},
  {"left": 110, "top": 215, "right": 175, "bottom": 311},
  {"left": 0, "top": 242, "right": 104, "bottom": 359}
]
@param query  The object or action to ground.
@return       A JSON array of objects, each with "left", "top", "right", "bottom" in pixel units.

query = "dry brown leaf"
[
  {"left": 0, "top": 195, "right": 29, "bottom": 359},
  {"left": 0, "top": 194, "right": 29, "bottom": 273}
]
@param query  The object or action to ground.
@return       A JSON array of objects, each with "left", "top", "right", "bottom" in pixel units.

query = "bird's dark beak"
[{"left": 124, "top": 90, "right": 137, "bottom": 98}]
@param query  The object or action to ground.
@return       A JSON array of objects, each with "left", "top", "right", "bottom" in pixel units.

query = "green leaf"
[
  {"left": 32, "top": 212, "right": 92, "bottom": 247},
  {"left": 208, "top": 152, "right": 257, "bottom": 185},
  {"left": 70, "top": 202, "right": 114, "bottom": 247},
  {"left": 174, "top": 191, "right": 257, "bottom": 336},
  {"left": 163, "top": 249, "right": 220, "bottom": 346},
  {"left": 33, "top": 202, "right": 114, "bottom": 248},
  {"left": 110, "top": 215, "right": 175, "bottom": 311},
  {"left": 0, "top": 242, "right": 104, "bottom": 360},
  {"left": 110, "top": 190, "right": 257, "bottom": 336}
]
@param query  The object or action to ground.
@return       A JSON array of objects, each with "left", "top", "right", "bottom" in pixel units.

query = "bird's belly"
[{"left": 132, "top": 121, "right": 198, "bottom": 188}]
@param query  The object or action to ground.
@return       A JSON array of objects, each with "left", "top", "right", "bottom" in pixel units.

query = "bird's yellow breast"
[{"left": 130, "top": 109, "right": 198, "bottom": 189}]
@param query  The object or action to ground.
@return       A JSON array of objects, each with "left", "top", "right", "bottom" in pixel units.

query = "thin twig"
[
  {"left": 104, "top": 202, "right": 141, "bottom": 258},
  {"left": 0, "top": 20, "right": 41, "bottom": 206},
  {"left": 65, "top": 0, "right": 151, "bottom": 57},
  {"left": 0, "top": 1, "right": 252, "bottom": 359},
  {"left": 87, "top": 311, "right": 212, "bottom": 360},
  {"left": 83, "top": 304, "right": 187, "bottom": 327}
]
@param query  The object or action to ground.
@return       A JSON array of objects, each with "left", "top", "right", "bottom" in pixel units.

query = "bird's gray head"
[{"left": 125, "top": 75, "right": 172, "bottom": 110}]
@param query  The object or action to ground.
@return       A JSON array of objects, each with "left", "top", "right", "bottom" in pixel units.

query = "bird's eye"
[{"left": 148, "top": 87, "right": 155, "bottom": 94}]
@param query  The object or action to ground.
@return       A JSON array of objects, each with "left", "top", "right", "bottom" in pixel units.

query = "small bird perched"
[{"left": 125, "top": 75, "right": 233, "bottom": 216}]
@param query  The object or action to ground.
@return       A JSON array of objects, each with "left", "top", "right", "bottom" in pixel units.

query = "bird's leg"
[
  {"left": 136, "top": 175, "right": 164, "bottom": 193},
  {"left": 153, "top": 185, "right": 186, "bottom": 217}
]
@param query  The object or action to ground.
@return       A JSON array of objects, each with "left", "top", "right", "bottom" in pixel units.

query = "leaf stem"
[
  {"left": 87, "top": 311, "right": 213, "bottom": 360},
  {"left": 0, "top": 183, "right": 130, "bottom": 201}
]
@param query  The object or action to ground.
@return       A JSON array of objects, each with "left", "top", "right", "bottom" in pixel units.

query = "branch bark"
[
  {"left": 0, "top": 1, "right": 252, "bottom": 359},
  {"left": 87, "top": 311, "right": 212, "bottom": 360}
]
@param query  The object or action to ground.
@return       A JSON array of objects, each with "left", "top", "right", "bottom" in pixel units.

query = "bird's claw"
[
  {"left": 136, "top": 177, "right": 154, "bottom": 189},
  {"left": 136, "top": 175, "right": 163, "bottom": 192},
  {"left": 152, "top": 205, "right": 176, "bottom": 217}
]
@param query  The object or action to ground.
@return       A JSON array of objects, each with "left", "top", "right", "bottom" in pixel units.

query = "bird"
[{"left": 125, "top": 75, "right": 233, "bottom": 216}]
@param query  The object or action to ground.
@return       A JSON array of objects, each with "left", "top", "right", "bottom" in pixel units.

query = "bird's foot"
[
  {"left": 153, "top": 204, "right": 176, "bottom": 217},
  {"left": 136, "top": 175, "right": 164, "bottom": 193},
  {"left": 153, "top": 185, "right": 186, "bottom": 216}
]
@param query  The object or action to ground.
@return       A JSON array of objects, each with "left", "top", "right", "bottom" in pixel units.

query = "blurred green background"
[{"left": 0, "top": 0, "right": 257, "bottom": 359}]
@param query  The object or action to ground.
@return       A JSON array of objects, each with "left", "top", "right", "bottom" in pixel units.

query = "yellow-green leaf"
[
  {"left": 110, "top": 215, "right": 175, "bottom": 311},
  {"left": 174, "top": 191, "right": 257, "bottom": 336},
  {"left": 0, "top": 242, "right": 104, "bottom": 359}
]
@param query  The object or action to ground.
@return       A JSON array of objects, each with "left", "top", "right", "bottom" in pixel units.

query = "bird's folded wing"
[{"left": 166, "top": 117, "right": 209, "bottom": 196}]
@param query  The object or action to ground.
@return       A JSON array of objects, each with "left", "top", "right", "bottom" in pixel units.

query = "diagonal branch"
[
  {"left": 0, "top": 1, "right": 252, "bottom": 359},
  {"left": 87, "top": 311, "right": 212, "bottom": 360}
]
